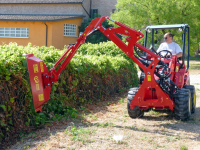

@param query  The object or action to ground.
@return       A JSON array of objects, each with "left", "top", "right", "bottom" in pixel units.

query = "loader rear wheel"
[
  {"left": 127, "top": 87, "right": 144, "bottom": 118},
  {"left": 183, "top": 85, "right": 196, "bottom": 114},
  {"left": 174, "top": 88, "right": 192, "bottom": 121}
]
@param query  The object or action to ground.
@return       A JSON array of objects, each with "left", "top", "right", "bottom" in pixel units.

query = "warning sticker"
[
  {"left": 176, "top": 66, "right": 179, "bottom": 72},
  {"left": 36, "top": 84, "right": 40, "bottom": 91},
  {"left": 179, "top": 76, "right": 182, "bottom": 83},
  {"left": 33, "top": 64, "right": 39, "bottom": 73},
  {"left": 38, "top": 94, "right": 44, "bottom": 101},
  {"left": 147, "top": 75, "right": 151, "bottom": 81},
  {"left": 40, "top": 62, "right": 44, "bottom": 73}
]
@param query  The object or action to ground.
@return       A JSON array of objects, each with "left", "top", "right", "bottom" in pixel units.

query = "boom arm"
[{"left": 44, "top": 16, "right": 161, "bottom": 87}]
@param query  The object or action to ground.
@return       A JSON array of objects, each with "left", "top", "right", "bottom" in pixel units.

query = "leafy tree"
[
  {"left": 111, "top": 0, "right": 200, "bottom": 55},
  {"left": 78, "top": 14, "right": 113, "bottom": 44}
]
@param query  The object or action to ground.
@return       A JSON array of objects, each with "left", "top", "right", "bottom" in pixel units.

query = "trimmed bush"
[
  {"left": 0, "top": 42, "right": 138, "bottom": 146},
  {"left": 78, "top": 41, "right": 126, "bottom": 57}
]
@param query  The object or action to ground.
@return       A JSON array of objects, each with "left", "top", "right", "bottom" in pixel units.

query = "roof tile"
[{"left": 0, "top": 14, "right": 84, "bottom": 21}]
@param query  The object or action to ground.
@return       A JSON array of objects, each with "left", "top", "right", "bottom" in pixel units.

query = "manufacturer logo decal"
[{"left": 34, "top": 76, "right": 39, "bottom": 83}]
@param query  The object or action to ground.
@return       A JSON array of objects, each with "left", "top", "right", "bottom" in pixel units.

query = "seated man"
[{"left": 157, "top": 32, "right": 183, "bottom": 58}]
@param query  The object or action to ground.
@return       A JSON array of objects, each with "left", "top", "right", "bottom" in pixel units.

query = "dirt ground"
[{"left": 6, "top": 60, "right": 200, "bottom": 150}]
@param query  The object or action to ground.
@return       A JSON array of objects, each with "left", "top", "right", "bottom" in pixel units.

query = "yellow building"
[
  {"left": 0, "top": 16, "right": 84, "bottom": 50},
  {"left": 0, "top": 0, "right": 117, "bottom": 49}
]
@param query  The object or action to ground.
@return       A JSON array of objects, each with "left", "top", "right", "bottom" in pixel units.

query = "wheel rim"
[
  {"left": 194, "top": 93, "right": 196, "bottom": 106},
  {"left": 189, "top": 97, "right": 191, "bottom": 113}
]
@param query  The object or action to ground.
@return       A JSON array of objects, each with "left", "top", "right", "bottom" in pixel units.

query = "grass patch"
[
  {"left": 117, "top": 141, "right": 128, "bottom": 146},
  {"left": 193, "top": 83, "right": 200, "bottom": 85},
  {"left": 35, "top": 143, "right": 46, "bottom": 150},
  {"left": 189, "top": 65, "right": 200, "bottom": 70},
  {"left": 23, "top": 144, "right": 30, "bottom": 149},
  {"left": 148, "top": 109, "right": 160, "bottom": 116},
  {"left": 87, "top": 114, "right": 98, "bottom": 120},
  {"left": 142, "top": 136, "right": 148, "bottom": 140},
  {"left": 119, "top": 98, "right": 125, "bottom": 104},
  {"left": 148, "top": 138, "right": 154, "bottom": 142},
  {"left": 140, "top": 127, "right": 148, "bottom": 132},
  {"left": 65, "top": 123, "right": 96, "bottom": 143},
  {"left": 167, "top": 136, "right": 181, "bottom": 142},
  {"left": 94, "top": 122, "right": 114, "bottom": 128},
  {"left": 180, "top": 145, "right": 188, "bottom": 150},
  {"left": 123, "top": 114, "right": 129, "bottom": 117}
]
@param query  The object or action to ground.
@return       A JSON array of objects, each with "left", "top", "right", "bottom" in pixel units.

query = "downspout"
[
  {"left": 81, "top": 0, "right": 91, "bottom": 18},
  {"left": 44, "top": 22, "right": 48, "bottom": 47}
]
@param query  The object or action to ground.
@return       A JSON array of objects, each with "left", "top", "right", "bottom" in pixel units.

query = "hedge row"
[
  {"left": 77, "top": 41, "right": 126, "bottom": 57},
  {"left": 0, "top": 42, "right": 138, "bottom": 147}
]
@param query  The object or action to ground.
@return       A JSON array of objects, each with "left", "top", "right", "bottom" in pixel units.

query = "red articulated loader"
[{"left": 25, "top": 16, "right": 196, "bottom": 121}]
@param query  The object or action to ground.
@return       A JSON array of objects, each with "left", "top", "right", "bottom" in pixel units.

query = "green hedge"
[
  {"left": 77, "top": 41, "right": 126, "bottom": 57},
  {"left": 0, "top": 42, "right": 138, "bottom": 147}
]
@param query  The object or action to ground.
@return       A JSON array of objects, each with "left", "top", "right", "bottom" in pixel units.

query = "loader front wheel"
[
  {"left": 127, "top": 87, "right": 144, "bottom": 118},
  {"left": 174, "top": 88, "right": 192, "bottom": 121},
  {"left": 183, "top": 85, "right": 196, "bottom": 114}
]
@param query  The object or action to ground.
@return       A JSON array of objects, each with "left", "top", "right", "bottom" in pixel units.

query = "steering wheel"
[{"left": 157, "top": 50, "right": 172, "bottom": 58}]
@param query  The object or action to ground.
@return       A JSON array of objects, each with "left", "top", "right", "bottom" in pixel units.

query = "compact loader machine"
[{"left": 25, "top": 16, "right": 196, "bottom": 121}]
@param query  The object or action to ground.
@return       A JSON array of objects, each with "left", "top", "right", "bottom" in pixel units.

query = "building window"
[
  {"left": 64, "top": 24, "right": 77, "bottom": 37},
  {"left": 0, "top": 27, "right": 29, "bottom": 38},
  {"left": 91, "top": 9, "right": 98, "bottom": 18}
]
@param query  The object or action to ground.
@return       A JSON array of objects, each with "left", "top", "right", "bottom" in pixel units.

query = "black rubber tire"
[
  {"left": 183, "top": 85, "right": 196, "bottom": 114},
  {"left": 139, "top": 72, "right": 145, "bottom": 84},
  {"left": 174, "top": 88, "right": 192, "bottom": 121},
  {"left": 127, "top": 87, "right": 144, "bottom": 118}
]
